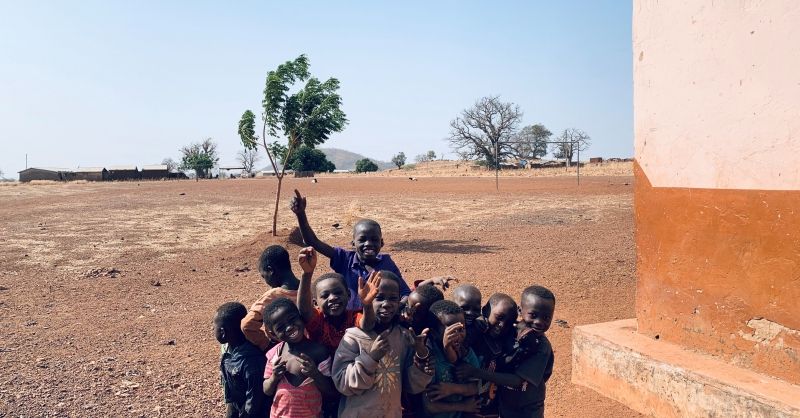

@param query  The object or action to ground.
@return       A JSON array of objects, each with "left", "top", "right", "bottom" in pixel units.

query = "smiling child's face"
[
  {"left": 267, "top": 306, "right": 305, "bottom": 344},
  {"left": 352, "top": 222, "right": 383, "bottom": 264},
  {"left": 373, "top": 278, "right": 400, "bottom": 324},
  {"left": 315, "top": 277, "right": 348, "bottom": 317},
  {"left": 487, "top": 299, "right": 517, "bottom": 338},
  {"left": 519, "top": 294, "right": 554, "bottom": 336}
]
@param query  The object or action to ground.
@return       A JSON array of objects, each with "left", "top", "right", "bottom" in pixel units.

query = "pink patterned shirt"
[{"left": 264, "top": 342, "right": 331, "bottom": 418}]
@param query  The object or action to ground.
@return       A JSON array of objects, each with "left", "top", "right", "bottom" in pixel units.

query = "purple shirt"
[{"left": 330, "top": 246, "right": 411, "bottom": 309}]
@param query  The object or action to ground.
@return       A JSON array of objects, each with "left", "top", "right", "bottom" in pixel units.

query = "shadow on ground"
[{"left": 390, "top": 239, "right": 502, "bottom": 254}]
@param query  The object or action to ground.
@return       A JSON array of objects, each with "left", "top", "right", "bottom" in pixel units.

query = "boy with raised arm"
[{"left": 291, "top": 189, "right": 410, "bottom": 309}]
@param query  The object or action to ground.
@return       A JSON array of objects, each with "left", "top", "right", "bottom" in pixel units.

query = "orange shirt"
[
  {"left": 241, "top": 287, "right": 298, "bottom": 352},
  {"left": 305, "top": 308, "right": 363, "bottom": 354}
]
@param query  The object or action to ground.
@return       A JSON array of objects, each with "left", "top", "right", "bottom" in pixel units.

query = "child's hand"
[
  {"left": 459, "top": 397, "right": 481, "bottom": 414},
  {"left": 407, "top": 327, "right": 430, "bottom": 358},
  {"left": 272, "top": 359, "right": 288, "bottom": 379},
  {"left": 400, "top": 302, "right": 421, "bottom": 325},
  {"left": 517, "top": 327, "right": 540, "bottom": 349},
  {"left": 368, "top": 330, "right": 391, "bottom": 361},
  {"left": 296, "top": 353, "right": 321, "bottom": 379},
  {"left": 298, "top": 246, "right": 317, "bottom": 274},
  {"left": 430, "top": 275, "right": 458, "bottom": 291},
  {"left": 443, "top": 323, "right": 465, "bottom": 351},
  {"left": 357, "top": 271, "right": 381, "bottom": 305},
  {"left": 426, "top": 382, "right": 459, "bottom": 401},
  {"left": 290, "top": 189, "right": 307, "bottom": 215},
  {"left": 474, "top": 316, "right": 489, "bottom": 334},
  {"left": 454, "top": 363, "right": 477, "bottom": 380}
]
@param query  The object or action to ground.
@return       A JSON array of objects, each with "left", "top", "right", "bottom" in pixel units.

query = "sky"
[{"left": 0, "top": 1, "right": 632, "bottom": 179}]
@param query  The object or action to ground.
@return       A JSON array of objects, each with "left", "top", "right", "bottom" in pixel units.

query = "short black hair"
[
  {"left": 415, "top": 284, "right": 444, "bottom": 306},
  {"left": 522, "top": 285, "right": 555, "bottom": 304},
  {"left": 378, "top": 270, "right": 402, "bottom": 287},
  {"left": 262, "top": 297, "right": 300, "bottom": 327},
  {"left": 429, "top": 299, "right": 463, "bottom": 319},
  {"left": 258, "top": 245, "right": 291, "bottom": 274},
  {"left": 453, "top": 284, "right": 481, "bottom": 301},
  {"left": 482, "top": 292, "right": 517, "bottom": 318},
  {"left": 216, "top": 302, "right": 248, "bottom": 328},
  {"left": 313, "top": 272, "right": 349, "bottom": 295},
  {"left": 353, "top": 219, "right": 382, "bottom": 236}
]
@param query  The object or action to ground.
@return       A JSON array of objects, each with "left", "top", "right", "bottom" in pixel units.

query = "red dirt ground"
[{"left": 0, "top": 175, "right": 641, "bottom": 417}]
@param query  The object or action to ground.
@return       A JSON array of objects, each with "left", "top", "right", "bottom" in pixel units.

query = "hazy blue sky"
[{"left": 0, "top": 1, "right": 632, "bottom": 178}]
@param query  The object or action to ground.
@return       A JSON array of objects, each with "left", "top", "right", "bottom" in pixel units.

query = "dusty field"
[{"left": 0, "top": 175, "right": 640, "bottom": 417}]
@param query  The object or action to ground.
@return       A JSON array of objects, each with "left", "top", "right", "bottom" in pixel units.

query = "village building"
[
  {"left": 73, "top": 167, "right": 108, "bottom": 181},
  {"left": 18, "top": 167, "right": 73, "bottom": 182},
  {"left": 107, "top": 165, "right": 140, "bottom": 181},
  {"left": 140, "top": 164, "right": 170, "bottom": 180}
]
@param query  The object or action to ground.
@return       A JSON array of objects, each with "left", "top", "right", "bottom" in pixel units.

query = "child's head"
[
  {"left": 263, "top": 298, "right": 305, "bottom": 344},
  {"left": 258, "top": 245, "right": 292, "bottom": 288},
  {"left": 519, "top": 285, "right": 555, "bottom": 336},
  {"left": 429, "top": 300, "right": 466, "bottom": 353},
  {"left": 482, "top": 293, "right": 518, "bottom": 339},
  {"left": 407, "top": 284, "right": 444, "bottom": 329},
  {"left": 351, "top": 219, "right": 384, "bottom": 264},
  {"left": 453, "top": 285, "right": 482, "bottom": 326},
  {"left": 213, "top": 301, "right": 248, "bottom": 344},
  {"left": 372, "top": 270, "right": 402, "bottom": 325},
  {"left": 313, "top": 272, "right": 350, "bottom": 318}
]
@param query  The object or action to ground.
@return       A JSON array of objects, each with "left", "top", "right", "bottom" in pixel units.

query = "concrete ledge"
[{"left": 572, "top": 319, "right": 800, "bottom": 418}]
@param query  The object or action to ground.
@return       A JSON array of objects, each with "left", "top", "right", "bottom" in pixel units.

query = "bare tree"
[
  {"left": 161, "top": 158, "right": 178, "bottom": 172},
  {"left": 551, "top": 128, "right": 591, "bottom": 167},
  {"left": 237, "top": 148, "right": 262, "bottom": 175},
  {"left": 446, "top": 96, "right": 522, "bottom": 168}
]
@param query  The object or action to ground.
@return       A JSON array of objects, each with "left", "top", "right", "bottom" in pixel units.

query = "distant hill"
[
  {"left": 319, "top": 148, "right": 393, "bottom": 171},
  {"left": 257, "top": 147, "right": 393, "bottom": 172}
]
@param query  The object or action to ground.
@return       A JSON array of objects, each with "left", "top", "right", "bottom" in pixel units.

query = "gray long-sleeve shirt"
[{"left": 332, "top": 325, "right": 433, "bottom": 418}]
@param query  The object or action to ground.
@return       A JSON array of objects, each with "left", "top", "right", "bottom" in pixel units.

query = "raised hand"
[
  {"left": 443, "top": 323, "right": 465, "bottom": 351},
  {"left": 400, "top": 302, "right": 421, "bottom": 325},
  {"left": 358, "top": 271, "right": 382, "bottom": 305},
  {"left": 430, "top": 276, "right": 458, "bottom": 291},
  {"left": 298, "top": 246, "right": 317, "bottom": 274},
  {"left": 290, "top": 189, "right": 307, "bottom": 215},
  {"left": 409, "top": 327, "right": 430, "bottom": 357},
  {"left": 297, "top": 353, "right": 321, "bottom": 379},
  {"left": 368, "top": 330, "right": 391, "bottom": 361},
  {"left": 272, "top": 359, "right": 288, "bottom": 379}
]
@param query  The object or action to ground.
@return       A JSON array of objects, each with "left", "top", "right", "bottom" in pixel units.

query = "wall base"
[{"left": 572, "top": 319, "right": 800, "bottom": 417}]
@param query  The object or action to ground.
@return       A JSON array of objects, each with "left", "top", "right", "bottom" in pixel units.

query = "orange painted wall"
[{"left": 635, "top": 163, "right": 800, "bottom": 384}]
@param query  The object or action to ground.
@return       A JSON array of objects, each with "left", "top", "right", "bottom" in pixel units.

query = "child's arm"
[
  {"left": 297, "top": 353, "right": 337, "bottom": 397},
  {"left": 296, "top": 247, "right": 317, "bottom": 322},
  {"left": 455, "top": 363, "right": 526, "bottom": 389},
  {"left": 290, "top": 190, "right": 335, "bottom": 259},
  {"left": 356, "top": 271, "right": 381, "bottom": 331},
  {"left": 262, "top": 359, "right": 287, "bottom": 396},
  {"left": 332, "top": 330, "right": 390, "bottom": 396},
  {"left": 241, "top": 310, "right": 271, "bottom": 352}
]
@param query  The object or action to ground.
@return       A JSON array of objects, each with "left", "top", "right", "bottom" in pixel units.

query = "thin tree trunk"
[{"left": 272, "top": 175, "right": 283, "bottom": 236}]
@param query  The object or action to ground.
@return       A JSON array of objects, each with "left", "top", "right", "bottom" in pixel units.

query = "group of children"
[{"left": 214, "top": 190, "right": 556, "bottom": 418}]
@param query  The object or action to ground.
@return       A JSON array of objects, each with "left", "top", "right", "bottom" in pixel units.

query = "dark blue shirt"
[
  {"left": 220, "top": 341, "right": 267, "bottom": 417},
  {"left": 330, "top": 246, "right": 410, "bottom": 310},
  {"left": 496, "top": 335, "right": 553, "bottom": 418}
]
